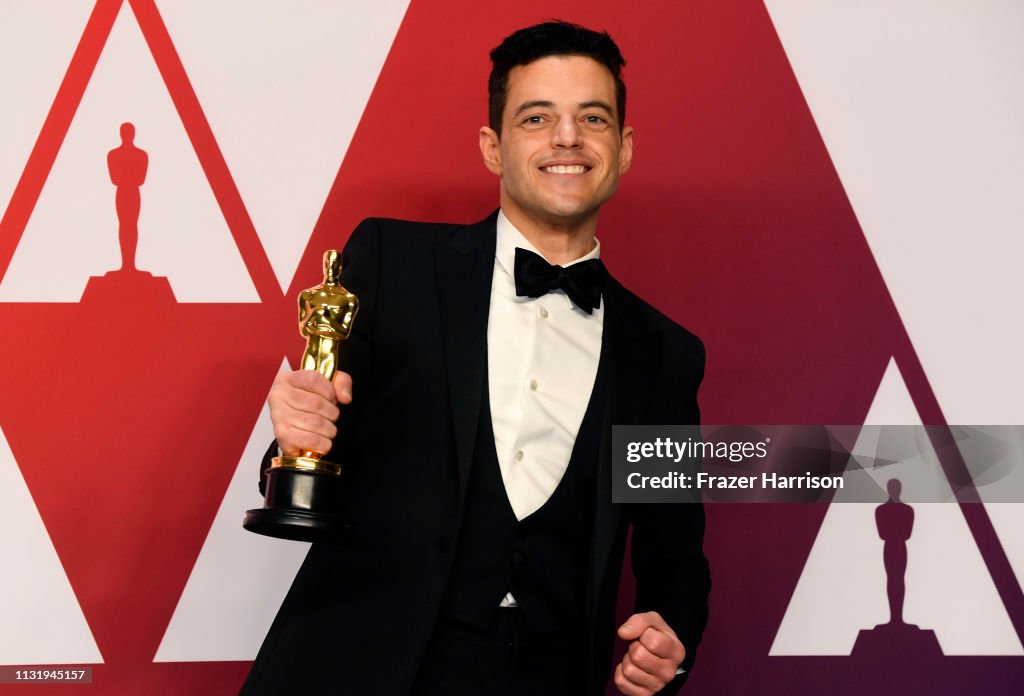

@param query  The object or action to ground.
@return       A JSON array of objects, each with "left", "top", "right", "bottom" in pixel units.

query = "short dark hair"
[{"left": 488, "top": 21, "right": 627, "bottom": 135}]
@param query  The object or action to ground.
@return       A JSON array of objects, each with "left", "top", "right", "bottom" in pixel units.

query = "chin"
[
  {"left": 537, "top": 197, "right": 594, "bottom": 218},
  {"left": 533, "top": 207, "right": 590, "bottom": 225}
]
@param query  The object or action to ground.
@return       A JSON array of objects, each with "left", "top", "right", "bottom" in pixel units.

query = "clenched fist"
[
  {"left": 613, "top": 611, "right": 685, "bottom": 695},
  {"left": 267, "top": 369, "right": 353, "bottom": 456}
]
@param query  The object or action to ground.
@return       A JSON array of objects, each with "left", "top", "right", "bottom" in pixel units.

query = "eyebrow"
[
  {"left": 513, "top": 100, "right": 556, "bottom": 117},
  {"left": 578, "top": 100, "right": 615, "bottom": 116},
  {"left": 511, "top": 99, "right": 617, "bottom": 119}
]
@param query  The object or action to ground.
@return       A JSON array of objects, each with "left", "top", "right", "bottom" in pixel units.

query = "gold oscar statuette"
[{"left": 244, "top": 250, "right": 358, "bottom": 542}]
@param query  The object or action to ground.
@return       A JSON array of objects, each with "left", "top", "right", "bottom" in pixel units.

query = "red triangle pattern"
[{"left": 0, "top": 0, "right": 1019, "bottom": 693}]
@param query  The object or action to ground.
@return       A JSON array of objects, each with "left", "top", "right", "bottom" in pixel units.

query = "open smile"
[{"left": 540, "top": 163, "right": 591, "bottom": 174}]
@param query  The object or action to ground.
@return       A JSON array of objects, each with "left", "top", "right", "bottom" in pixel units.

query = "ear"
[
  {"left": 618, "top": 125, "right": 634, "bottom": 175},
  {"left": 479, "top": 126, "right": 502, "bottom": 176}
]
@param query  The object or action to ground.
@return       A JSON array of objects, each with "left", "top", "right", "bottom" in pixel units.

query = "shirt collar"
[{"left": 495, "top": 209, "right": 601, "bottom": 280}]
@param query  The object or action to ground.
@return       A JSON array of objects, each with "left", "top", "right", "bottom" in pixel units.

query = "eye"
[
  {"left": 522, "top": 114, "right": 546, "bottom": 125},
  {"left": 583, "top": 114, "right": 609, "bottom": 126}
]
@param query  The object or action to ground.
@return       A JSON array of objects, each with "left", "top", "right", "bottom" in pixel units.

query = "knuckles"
[
  {"left": 298, "top": 411, "right": 323, "bottom": 431},
  {"left": 623, "top": 638, "right": 675, "bottom": 691},
  {"left": 628, "top": 642, "right": 654, "bottom": 669},
  {"left": 613, "top": 668, "right": 631, "bottom": 691},
  {"left": 292, "top": 390, "right": 319, "bottom": 412},
  {"left": 286, "top": 369, "right": 335, "bottom": 399},
  {"left": 268, "top": 370, "right": 344, "bottom": 456},
  {"left": 641, "top": 630, "right": 670, "bottom": 658},
  {"left": 640, "top": 626, "right": 684, "bottom": 664},
  {"left": 274, "top": 425, "right": 331, "bottom": 456}
]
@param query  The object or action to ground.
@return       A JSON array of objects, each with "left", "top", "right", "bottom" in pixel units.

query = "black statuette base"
[{"left": 244, "top": 466, "right": 345, "bottom": 543}]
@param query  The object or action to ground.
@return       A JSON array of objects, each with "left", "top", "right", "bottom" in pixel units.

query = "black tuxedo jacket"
[{"left": 243, "top": 212, "right": 710, "bottom": 695}]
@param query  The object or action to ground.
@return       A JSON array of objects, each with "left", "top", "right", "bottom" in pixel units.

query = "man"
[{"left": 243, "top": 22, "right": 709, "bottom": 695}]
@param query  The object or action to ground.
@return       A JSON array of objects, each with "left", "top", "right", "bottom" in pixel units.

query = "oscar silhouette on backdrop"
[
  {"left": 852, "top": 478, "right": 941, "bottom": 657},
  {"left": 108, "top": 122, "right": 148, "bottom": 272},
  {"left": 82, "top": 122, "right": 174, "bottom": 303},
  {"left": 878, "top": 478, "right": 914, "bottom": 625}
]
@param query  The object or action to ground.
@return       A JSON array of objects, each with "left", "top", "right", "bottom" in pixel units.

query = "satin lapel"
[
  {"left": 434, "top": 212, "right": 498, "bottom": 509},
  {"left": 587, "top": 273, "right": 659, "bottom": 618}
]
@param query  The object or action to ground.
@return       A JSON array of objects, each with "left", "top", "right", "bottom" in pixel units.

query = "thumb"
[
  {"left": 618, "top": 613, "right": 650, "bottom": 640},
  {"left": 333, "top": 370, "right": 353, "bottom": 405}
]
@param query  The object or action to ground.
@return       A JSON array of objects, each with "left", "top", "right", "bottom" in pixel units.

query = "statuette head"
[{"left": 324, "top": 249, "right": 342, "bottom": 283}]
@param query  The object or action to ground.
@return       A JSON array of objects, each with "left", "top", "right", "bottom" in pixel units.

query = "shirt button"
[
  {"left": 529, "top": 379, "right": 538, "bottom": 391},
  {"left": 515, "top": 450, "right": 524, "bottom": 462},
  {"left": 539, "top": 307, "right": 549, "bottom": 319},
  {"left": 512, "top": 551, "right": 525, "bottom": 564}
]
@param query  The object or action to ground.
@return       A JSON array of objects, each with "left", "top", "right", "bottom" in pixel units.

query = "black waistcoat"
[{"left": 438, "top": 346, "right": 611, "bottom": 635}]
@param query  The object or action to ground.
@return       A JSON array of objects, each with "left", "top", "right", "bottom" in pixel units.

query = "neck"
[{"left": 501, "top": 204, "right": 598, "bottom": 265}]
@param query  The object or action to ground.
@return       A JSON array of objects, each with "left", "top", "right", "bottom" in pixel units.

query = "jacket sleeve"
[{"left": 628, "top": 337, "right": 710, "bottom": 693}]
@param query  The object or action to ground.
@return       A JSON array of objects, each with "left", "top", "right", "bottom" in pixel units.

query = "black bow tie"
[{"left": 513, "top": 247, "right": 604, "bottom": 314}]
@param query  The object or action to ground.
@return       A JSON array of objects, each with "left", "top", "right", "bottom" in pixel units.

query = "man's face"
[{"left": 480, "top": 55, "right": 633, "bottom": 229}]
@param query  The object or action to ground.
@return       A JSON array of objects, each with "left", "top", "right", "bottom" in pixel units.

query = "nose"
[{"left": 551, "top": 115, "right": 582, "bottom": 148}]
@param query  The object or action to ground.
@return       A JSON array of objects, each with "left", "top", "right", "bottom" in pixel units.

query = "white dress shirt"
[{"left": 488, "top": 211, "right": 605, "bottom": 521}]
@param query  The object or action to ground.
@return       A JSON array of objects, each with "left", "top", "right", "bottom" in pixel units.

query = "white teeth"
[{"left": 544, "top": 165, "right": 586, "bottom": 174}]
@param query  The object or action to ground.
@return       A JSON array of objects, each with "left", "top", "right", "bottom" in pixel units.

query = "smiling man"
[
  {"left": 479, "top": 50, "right": 632, "bottom": 262},
  {"left": 244, "top": 21, "right": 709, "bottom": 696}
]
